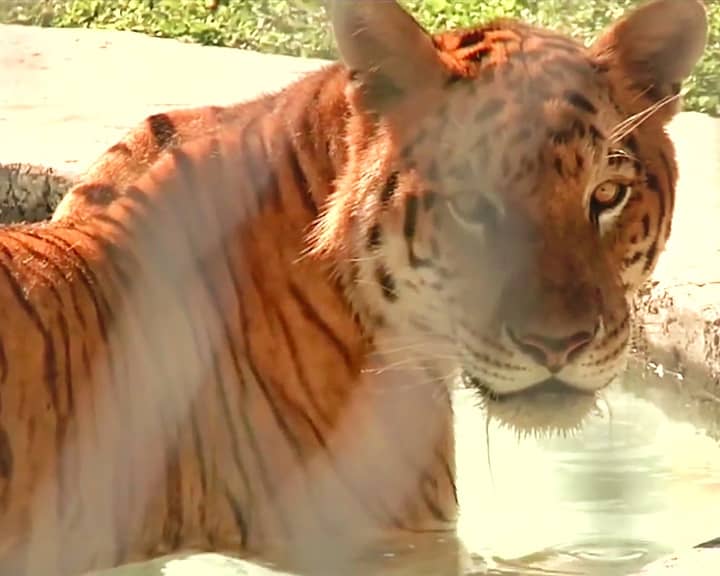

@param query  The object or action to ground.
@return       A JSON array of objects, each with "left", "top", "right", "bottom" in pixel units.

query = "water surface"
[{"left": 93, "top": 378, "right": 720, "bottom": 576}]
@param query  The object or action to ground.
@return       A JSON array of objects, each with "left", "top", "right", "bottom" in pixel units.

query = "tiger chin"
[{"left": 0, "top": 0, "right": 708, "bottom": 574}]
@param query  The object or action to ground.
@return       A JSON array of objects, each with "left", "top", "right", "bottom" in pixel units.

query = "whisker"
[
  {"left": 606, "top": 148, "right": 639, "bottom": 163},
  {"left": 345, "top": 254, "right": 386, "bottom": 264},
  {"left": 362, "top": 359, "right": 430, "bottom": 375},
  {"left": 609, "top": 92, "right": 680, "bottom": 144},
  {"left": 485, "top": 410, "right": 497, "bottom": 493}
]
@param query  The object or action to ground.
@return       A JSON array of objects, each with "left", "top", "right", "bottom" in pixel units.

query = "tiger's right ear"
[{"left": 327, "top": 0, "right": 450, "bottom": 114}]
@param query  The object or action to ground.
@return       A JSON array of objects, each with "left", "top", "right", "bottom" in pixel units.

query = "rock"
[
  {"left": 626, "top": 112, "right": 720, "bottom": 439},
  {"left": 0, "top": 162, "right": 71, "bottom": 222}
]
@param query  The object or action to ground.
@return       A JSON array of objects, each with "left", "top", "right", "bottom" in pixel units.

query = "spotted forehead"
[
  {"left": 432, "top": 20, "right": 612, "bottom": 114},
  {"left": 434, "top": 20, "right": 592, "bottom": 71},
  {"left": 395, "top": 22, "right": 624, "bottom": 198}
]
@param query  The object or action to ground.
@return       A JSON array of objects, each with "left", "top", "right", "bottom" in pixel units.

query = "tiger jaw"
[{"left": 462, "top": 372, "right": 612, "bottom": 434}]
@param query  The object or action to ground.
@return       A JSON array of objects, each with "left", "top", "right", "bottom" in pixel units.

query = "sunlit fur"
[{"left": 0, "top": 0, "right": 707, "bottom": 574}]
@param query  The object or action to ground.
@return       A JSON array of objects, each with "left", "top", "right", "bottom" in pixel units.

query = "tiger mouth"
[{"left": 461, "top": 371, "right": 596, "bottom": 403}]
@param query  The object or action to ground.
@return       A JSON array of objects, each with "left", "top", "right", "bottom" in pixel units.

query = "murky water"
[{"left": 91, "top": 379, "right": 720, "bottom": 576}]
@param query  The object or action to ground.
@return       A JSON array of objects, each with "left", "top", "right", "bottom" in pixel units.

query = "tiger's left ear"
[
  {"left": 327, "top": 0, "right": 450, "bottom": 115},
  {"left": 591, "top": 0, "right": 708, "bottom": 120}
]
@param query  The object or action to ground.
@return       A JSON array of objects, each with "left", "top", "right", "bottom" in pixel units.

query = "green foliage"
[{"left": 1, "top": 0, "right": 718, "bottom": 115}]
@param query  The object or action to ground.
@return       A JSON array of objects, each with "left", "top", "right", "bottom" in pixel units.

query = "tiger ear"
[
  {"left": 327, "top": 0, "right": 449, "bottom": 114},
  {"left": 591, "top": 0, "right": 708, "bottom": 118}
]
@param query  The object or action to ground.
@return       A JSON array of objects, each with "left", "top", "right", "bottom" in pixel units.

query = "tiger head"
[{"left": 312, "top": 0, "right": 708, "bottom": 434}]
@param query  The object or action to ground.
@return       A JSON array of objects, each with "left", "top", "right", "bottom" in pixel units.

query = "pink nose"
[{"left": 508, "top": 328, "right": 595, "bottom": 372}]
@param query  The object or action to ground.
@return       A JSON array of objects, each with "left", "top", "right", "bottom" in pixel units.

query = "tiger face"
[{"left": 315, "top": 0, "right": 708, "bottom": 434}]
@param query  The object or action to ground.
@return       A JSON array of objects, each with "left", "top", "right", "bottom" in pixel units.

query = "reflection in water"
[{"left": 92, "top": 379, "right": 720, "bottom": 576}]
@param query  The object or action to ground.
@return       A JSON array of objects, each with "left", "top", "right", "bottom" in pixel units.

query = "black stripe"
[
  {"left": 457, "top": 29, "right": 486, "bottom": 48},
  {"left": 198, "top": 138, "right": 268, "bottom": 534},
  {"left": 163, "top": 450, "right": 183, "bottom": 549},
  {"left": 0, "top": 245, "right": 58, "bottom": 410},
  {"left": 286, "top": 145, "right": 317, "bottom": 216},
  {"left": 420, "top": 472, "right": 450, "bottom": 522},
  {"left": 191, "top": 138, "right": 286, "bottom": 539},
  {"left": 645, "top": 172, "right": 666, "bottom": 226},
  {"left": 375, "top": 265, "right": 398, "bottom": 302},
  {"left": 223, "top": 484, "right": 249, "bottom": 547},
  {"left": 275, "top": 308, "right": 331, "bottom": 428},
  {"left": 659, "top": 149, "right": 675, "bottom": 213},
  {"left": 31, "top": 228, "right": 113, "bottom": 341},
  {"left": 443, "top": 457, "right": 458, "bottom": 505},
  {"left": 147, "top": 113, "right": 177, "bottom": 149},
  {"left": 8, "top": 230, "right": 89, "bottom": 338},
  {"left": 189, "top": 414, "right": 209, "bottom": 524},
  {"left": 289, "top": 282, "right": 355, "bottom": 368},
  {"left": 123, "top": 184, "right": 156, "bottom": 214},
  {"left": 366, "top": 223, "right": 382, "bottom": 251},
  {"left": 241, "top": 113, "right": 277, "bottom": 210},
  {"left": 145, "top": 147, "right": 258, "bottom": 544},
  {"left": 403, "top": 196, "right": 433, "bottom": 268},
  {"left": 46, "top": 223, "right": 129, "bottom": 339},
  {"left": 641, "top": 214, "right": 651, "bottom": 239},
  {"left": 444, "top": 73, "right": 467, "bottom": 88},
  {"left": 380, "top": 171, "right": 399, "bottom": 206},
  {"left": 0, "top": 427, "right": 12, "bottom": 481},
  {"left": 70, "top": 183, "right": 117, "bottom": 206},
  {"left": 243, "top": 269, "right": 306, "bottom": 462},
  {"left": 237, "top": 296, "right": 301, "bottom": 537},
  {"left": 643, "top": 240, "right": 658, "bottom": 273},
  {"left": 625, "top": 251, "right": 643, "bottom": 266},
  {"left": 54, "top": 311, "right": 73, "bottom": 522},
  {"left": 0, "top": 338, "right": 6, "bottom": 387},
  {"left": 0, "top": 424, "right": 11, "bottom": 511},
  {"left": 404, "top": 195, "right": 419, "bottom": 240},
  {"left": 563, "top": 90, "right": 597, "bottom": 115}
]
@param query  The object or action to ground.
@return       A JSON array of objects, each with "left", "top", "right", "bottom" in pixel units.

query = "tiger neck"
[{"left": 275, "top": 63, "right": 352, "bottom": 210}]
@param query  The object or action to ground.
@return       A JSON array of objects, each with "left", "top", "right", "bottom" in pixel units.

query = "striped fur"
[{"left": 0, "top": 0, "right": 707, "bottom": 573}]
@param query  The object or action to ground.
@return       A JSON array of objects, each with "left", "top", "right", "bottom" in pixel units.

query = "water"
[{"left": 91, "top": 380, "right": 720, "bottom": 576}]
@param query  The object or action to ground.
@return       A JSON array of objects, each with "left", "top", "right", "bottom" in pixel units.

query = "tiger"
[{"left": 0, "top": 0, "right": 708, "bottom": 574}]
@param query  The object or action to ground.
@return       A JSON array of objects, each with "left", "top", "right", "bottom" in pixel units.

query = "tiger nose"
[{"left": 507, "top": 327, "right": 596, "bottom": 372}]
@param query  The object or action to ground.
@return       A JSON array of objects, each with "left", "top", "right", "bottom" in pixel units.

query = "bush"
[{"left": 1, "top": 0, "right": 718, "bottom": 116}]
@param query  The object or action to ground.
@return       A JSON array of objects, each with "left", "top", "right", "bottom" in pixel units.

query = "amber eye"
[{"left": 590, "top": 181, "right": 630, "bottom": 224}]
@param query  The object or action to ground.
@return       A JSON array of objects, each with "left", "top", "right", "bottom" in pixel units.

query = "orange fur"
[{"left": 0, "top": 1, "right": 707, "bottom": 573}]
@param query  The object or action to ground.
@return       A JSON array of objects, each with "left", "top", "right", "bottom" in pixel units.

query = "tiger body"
[{"left": 0, "top": 1, "right": 708, "bottom": 574}]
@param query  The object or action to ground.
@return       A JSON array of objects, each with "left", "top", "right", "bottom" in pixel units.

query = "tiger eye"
[{"left": 592, "top": 182, "right": 628, "bottom": 209}]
